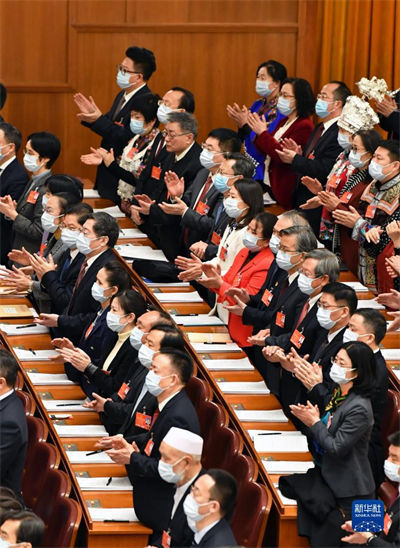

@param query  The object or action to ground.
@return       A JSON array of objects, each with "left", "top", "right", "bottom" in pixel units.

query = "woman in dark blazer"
[
  {"left": 249, "top": 77, "right": 315, "bottom": 208},
  {"left": 289, "top": 341, "right": 376, "bottom": 545}
]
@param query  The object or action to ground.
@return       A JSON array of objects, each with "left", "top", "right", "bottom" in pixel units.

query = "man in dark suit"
[
  {"left": 105, "top": 349, "right": 200, "bottom": 543},
  {"left": 0, "top": 350, "right": 28, "bottom": 503},
  {"left": 185, "top": 469, "right": 238, "bottom": 547},
  {"left": 73, "top": 46, "right": 156, "bottom": 201},
  {"left": 277, "top": 81, "right": 351, "bottom": 234},
  {"left": 341, "top": 430, "right": 400, "bottom": 546},
  {"left": 36, "top": 212, "right": 119, "bottom": 343},
  {"left": 0, "top": 510, "right": 45, "bottom": 547},
  {"left": 0, "top": 122, "right": 29, "bottom": 264}
]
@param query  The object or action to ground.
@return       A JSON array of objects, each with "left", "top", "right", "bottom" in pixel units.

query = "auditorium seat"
[
  {"left": 231, "top": 481, "right": 271, "bottom": 548},
  {"left": 202, "top": 424, "right": 243, "bottom": 470},
  {"left": 27, "top": 415, "right": 48, "bottom": 445},
  {"left": 15, "top": 390, "right": 36, "bottom": 416},
  {"left": 22, "top": 442, "right": 60, "bottom": 509},
  {"left": 198, "top": 400, "right": 227, "bottom": 452},
  {"left": 185, "top": 376, "right": 212, "bottom": 409},
  {"left": 378, "top": 480, "right": 398, "bottom": 508},
  {"left": 33, "top": 469, "right": 71, "bottom": 525},
  {"left": 41, "top": 496, "right": 82, "bottom": 548},
  {"left": 381, "top": 389, "right": 400, "bottom": 448},
  {"left": 223, "top": 451, "right": 258, "bottom": 486},
  {"left": 14, "top": 370, "right": 24, "bottom": 390}
]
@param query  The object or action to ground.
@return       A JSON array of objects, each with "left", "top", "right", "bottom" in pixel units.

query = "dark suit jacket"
[
  {"left": 203, "top": 204, "right": 229, "bottom": 262},
  {"left": 0, "top": 157, "right": 29, "bottom": 263},
  {"left": 56, "top": 248, "right": 115, "bottom": 343},
  {"left": 127, "top": 390, "right": 200, "bottom": 534},
  {"left": 195, "top": 518, "right": 237, "bottom": 547},
  {"left": 370, "top": 496, "right": 400, "bottom": 546},
  {"left": 0, "top": 391, "right": 28, "bottom": 502},
  {"left": 308, "top": 391, "right": 375, "bottom": 498},
  {"left": 292, "top": 122, "right": 342, "bottom": 234},
  {"left": 82, "top": 84, "right": 152, "bottom": 201}
]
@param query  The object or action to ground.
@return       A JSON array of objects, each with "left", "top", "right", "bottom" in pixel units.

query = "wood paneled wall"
[{"left": 0, "top": 0, "right": 397, "bottom": 179}]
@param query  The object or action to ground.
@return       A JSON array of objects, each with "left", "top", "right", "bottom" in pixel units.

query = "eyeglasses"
[
  {"left": 162, "top": 130, "right": 191, "bottom": 139},
  {"left": 59, "top": 224, "right": 80, "bottom": 231},
  {"left": 116, "top": 64, "right": 141, "bottom": 76},
  {"left": 331, "top": 357, "right": 355, "bottom": 369},
  {"left": 317, "top": 303, "right": 345, "bottom": 310}
]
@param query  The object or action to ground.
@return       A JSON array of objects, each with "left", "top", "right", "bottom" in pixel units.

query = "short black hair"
[
  {"left": 125, "top": 46, "right": 156, "bottom": 81},
  {"left": 377, "top": 139, "right": 400, "bottom": 162},
  {"left": 65, "top": 202, "right": 93, "bottom": 224},
  {"left": 0, "top": 83, "right": 7, "bottom": 110},
  {"left": 353, "top": 309, "right": 387, "bottom": 344},
  {"left": 208, "top": 128, "right": 242, "bottom": 153},
  {"left": 111, "top": 289, "right": 147, "bottom": 319},
  {"left": 0, "top": 350, "right": 18, "bottom": 388},
  {"left": 329, "top": 81, "right": 352, "bottom": 106},
  {"left": 388, "top": 431, "right": 400, "bottom": 447},
  {"left": 322, "top": 282, "right": 358, "bottom": 315},
  {"left": 255, "top": 211, "right": 278, "bottom": 240},
  {"left": 355, "top": 129, "right": 382, "bottom": 155},
  {"left": 130, "top": 92, "right": 160, "bottom": 123},
  {"left": 160, "top": 348, "right": 193, "bottom": 385},
  {"left": 88, "top": 212, "right": 120, "bottom": 247},
  {"left": 225, "top": 152, "right": 255, "bottom": 178},
  {"left": 0, "top": 121, "right": 22, "bottom": 152},
  {"left": 340, "top": 341, "right": 376, "bottom": 397},
  {"left": 171, "top": 86, "right": 195, "bottom": 113},
  {"left": 233, "top": 179, "right": 264, "bottom": 228},
  {"left": 103, "top": 261, "right": 131, "bottom": 292},
  {"left": 51, "top": 192, "right": 80, "bottom": 214},
  {"left": 46, "top": 174, "right": 83, "bottom": 201},
  {"left": 207, "top": 469, "right": 238, "bottom": 521},
  {"left": 27, "top": 131, "right": 61, "bottom": 168},
  {"left": 282, "top": 77, "right": 315, "bottom": 118},
  {"left": 256, "top": 60, "right": 287, "bottom": 84},
  {"left": 149, "top": 323, "right": 185, "bottom": 350},
  {"left": 2, "top": 510, "right": 45, "bottom": 548}
]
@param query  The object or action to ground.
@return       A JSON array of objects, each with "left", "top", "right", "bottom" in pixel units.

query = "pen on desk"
[
  {"left": 257, "top": 432, "right": 282, "bottom": 436},
  {"left": 104, "top": 519, "right": 130, "bottom": 523},
  {"left": 106, "top": 477, "right": 112, "bottom": 486},
  {"left": 29, "top": 348, "right": 36, "bottom": 355},
  {"left": 174, "top": 313, "right": 197, "bottom": 317},
  {"left": 86, "top": 449, "right": 105, "bottom": 456},
  {"left": 56, "top": 403, "right": 82, "bottom": 407},
  {"left": 16, "top": 323, "right": 36, "bottom": 329}
]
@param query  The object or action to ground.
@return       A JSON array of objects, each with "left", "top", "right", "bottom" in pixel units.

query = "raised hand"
[
  {"left": 164, "top": 171, "right": 185, "bottom": 198},
  {"left": 301, "top": 176, "right": 323, "bottom": 195}
]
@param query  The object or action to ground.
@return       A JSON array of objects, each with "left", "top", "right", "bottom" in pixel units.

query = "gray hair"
[
  {"left": 166, "top": 111, "right": 198, "bottom": 138},
  {"left": 279, "top": 226, "right": 318, "bottom": 253},
  {"left": 304, "top": 249, "right": 340, "bottom": 282},
  {"left": 280, "top": 209, "right": 310, "bottom": 228}
]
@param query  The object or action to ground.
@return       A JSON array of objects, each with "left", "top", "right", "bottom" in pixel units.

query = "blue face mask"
[
  {"left": 116, "top": 70, "right": 132, "bottom": 89},
  {"left": 130, "top": 118, "right": 145, "bottom": 135},
  {"left": 337, "top": 132, "right": 351, "bottom": 150},
  {"left": 315, "top": 99, "right": 331, "bottom": 119},
  {"left": 368, "top": 160, "right": 395, "bottom": 182},
  {"left": 212, "top": 173, "right": 231, "bottom": 193},
  {"left": 277, "top": 96, "right": 295, "bottom": 117}
]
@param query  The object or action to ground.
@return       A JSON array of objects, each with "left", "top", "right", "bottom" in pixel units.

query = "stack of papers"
[
  {"left": 93, "top": 205, "right": 125, "bottom": 218},
  {"left": 148, "top": 282, "right": 190, "bottom": 288},
  {"left": 254, "top": 432, "right": 308, "bottom": 453},
  {"left": 83, "top": 189, "right": 100, "bottom": 198},
  {"left": 343, "top": 281, "right": 369, "bottom": 292},
  {"left": 115, "top": 244, "right": 168, "bottom": 262},
  {"left": 54, "top": 424, "right": 108, "bottom": 437},
  {"left": 157, "top": 291, "right": 202, "bottom": 303},
  {"left": 187, "top": 332, "right": 232, "bottom": 344},
  {"left": 235, "top": 409, "right": 288, "bottom": 422},
  {"left": 217, "top": 381, "right": 270, "bottom": 394},
  {"left": 88, "top": 508, "right": 138, "bottom": 522},
  {"left": 381, "top": 349, "right": 400, "bottom": 361},
  {"left": 357, "top": 299, "right": 385, "bottom": 310},
  {"left": 172, "top": 314, "right": 224, "bottom": 326},
  {"left": 66, "top": 451, "right": 114, "bottom": 464},
  {"left": 192, "top": 342, "right": 242, "bottom": 353},
  {"left": 13, "top": 348, "right": 59, "bottom": 361},
  {"left": 263, "top": 461, "right": 314, "bottom": 474},
  {"left": 118, "top": 228, "right": 148, "bottom": 239},
  {"left": 42, "top": 399, "right": 92, "bottom": 412},
  {"left": 202, "top": 358, "right": 254, "bottom": 371},
  {"left": 28, "top": 373, "right": 76, "bottom": 385},
  {"left": 77, "top": 476, "right": 132, "bottom": 491},
  {"left": 0, "top": 323, "right": 49, "bottom": 335}
]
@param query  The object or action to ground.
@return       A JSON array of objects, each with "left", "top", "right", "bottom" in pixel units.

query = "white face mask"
[
  {"left": 269, "top": 234, "right": 280, "bottom": 255},
  {"left": 316, "top": 307, "right": 340, "bottom": 330},
  {"left": 76, "top": 232, "right": 100, "bottom": 256},
  {"left": 116, "top": 69, "right": 132, "bottom": 89},
  {"left": 255, "top": 79, "right": 273, "bottom": 97},
  {"left": 329, "top": 362, "right": 356, "bottom": 385},
  {"left": 242, "top": 230, "right": 261, "bottom": 251},
  {"left": 130, "top": 326, "right": 145, "bottom": 350},
  {"left": 61, "top": 228, "right": 79, "bottom": 249},
  {"left": 276, "top": 250, "right": 300, "bottom": 271},
  {"left": 337, "top": 132, "right": 351, "bottom": 150},
  {"left": 145, "top": 370, "right": 173, "bottom": 396},
  {"left": 138, "top": 344, "right": 155, "bottom": 369},
  {"left": 200, "top": 148, "right": 219, "bottom": 170},
  {"left": 42, "top": 194, "right": 49, "bottom": 208},
  {"left": 41, "top": 211, "right": 61, "bottom": 233},
  {"left": 368, "top": 160, "right": 395, "bottom": 182},
  {"left": 24, "top": 153, "right": 41, "bottom": 173},
  {"left": 106, "top": 311, "right": 128, "bottom": 333},
  {"left": 183, "top": 493, "right": 212, "bottom": 532},
  {"left": 342, "top": 328, "right": 358, "bottom": 344},
  {"left": 297, "top": 273, "right": 320, "bottom": 296},
  {"left": 223, "top": 197, "right": 245, "bottom": 219},
  {"left": 91, "top": 282, "right": 109, "bottom": 303},
  {"left": 157, "top": 104, "right": 174, "bottom": 125},
  {"left": 158, "top": 457, "right": 185, "bottom": 484},
  {"left": 384, "top": 459, "right": 400, "bottom": 483},
  {"left": 348, "top": 149, "right": 368, "bottom": 169}
]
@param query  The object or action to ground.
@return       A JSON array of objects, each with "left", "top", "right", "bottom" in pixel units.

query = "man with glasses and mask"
[{"left": 73, "top": 46, "right": 156, "bottom": 201}]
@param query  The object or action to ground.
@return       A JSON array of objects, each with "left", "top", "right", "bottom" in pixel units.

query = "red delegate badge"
[
  {"left": 117, "top": 382, "right": 130, "bottom": 400},
  {"left": 195, "top": 201, "right": 210, "bottom": 215},
  {"left": 290, "top": 329, "right": 305, "bottom": 349},
  {"left": 144, "top": 437, "right": 154, "bottom": 456},
  {"left": 27, "top": 190, "right": 39, "bottom": 204},
  {"left": 151, "top": 166, "right": 162, "bottom": 180},
  {"left": 275, "top": 311, "right": 286, "bottom": 328},
  {"left": 135, "top": 411, "right": 152, "bottom": 431},
  {"left": 261, "top": 288, "right": 273, "bottom": 306},
  {"left": 211, "top": 232, "right": 221, "bottom": 245}
]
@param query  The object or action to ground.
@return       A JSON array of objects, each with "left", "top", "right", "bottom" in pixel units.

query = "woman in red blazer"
[
  {"left": 199, "top": 212, "right": 277, "bottom": 349},
  {"left": 248, "top": 77, "right": 315, "bottom": 208}
]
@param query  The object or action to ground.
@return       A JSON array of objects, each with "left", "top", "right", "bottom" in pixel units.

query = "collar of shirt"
[
  {"left": 175, "top": 141, "right": 195, "bottom": 162},
  {"left": 158, "top": 389, "right": 181, "bottom": 413},
  {"left": 122, "top": 83, "right": 146, "bottom": 105},
  {"left": 0, "top": 388, "right": 14, "bottom": 402},
  {"left": 322, "top": 116, "right": 339, "bottom": 135},
  {"left": 194, "top": 519, "right": 220, "bottom": 544},
  {"left": 327, "top": 326, "right": 345, "bottom": 343},
  {"left": 288, "top": 270, "right": 300, "bottom": 286},
  {"left": 171, "top": 472, "right": 199, "bottom": 518},
  {"left": 69, "top": 248, "right": 80, "bottom": 261},
  {"left": 32, "top": 169, "right": 51, "bottom": 182},
  {"left": 117, "top": 329, "right": 132, "bottom": 343},
  {"left": 308, "top": 292, "right": 322, "bottom": 311},
  {"left": 0, "top": 155, "right": 16, "bottom": 172},
  {"left": 85, "top": 248, "right": 106, "bottom": 269}
]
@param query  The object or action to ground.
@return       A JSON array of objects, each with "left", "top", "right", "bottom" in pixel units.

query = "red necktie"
[
  {"left": 304, "top": 123, "right": 324, "bottom": 158},
  {"left": 73, "top": 259, "right": 88, "bottom": 292},
  {"left": 194, "top": 176, "right": 213, "bottom": 212},
  {"left": 295, "top": 300, "right": 310, "bottom": 329},
  {"left": 150, "top": 407, "right": 160, "bottom": 429}
]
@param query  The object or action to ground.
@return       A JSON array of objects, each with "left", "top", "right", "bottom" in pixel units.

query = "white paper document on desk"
[
  {"left": 118, "top": 228, "right": 148, "bottom": 239},
  {"left": 115, "top": 244, "right": 168, "bottom": 262},
  {"left": 172, "top": 314, "right": 224, "bottom": 326},
  {"left": 149, "top": 282, "right": 190, "bottom": 288},
  {"left": 55, "top": 424, "right": 108, "bottom": 437},
  {"left": 217, "top": 381, "right": 270, "bottom": 394},
  {"left": 66, "top": 451, "right": 114, "bottom": 464},
  {"left": 193, "top": 343, "right": 242, "bottom": 353},
  {"left": 263, "top": 460, "right": 314, "bottom": 474},
  {"left": 381, "top": 349, "right": 400, "bottom": 360},
  {"left": 89, "top": 507, "right": 138, "bottom": 522},
  {"left": 94, "top": 205, "right": 125, "bottom": 217},
  {"left": 342, "top": 281, "right": 369, "bottom": 292},
  {"left": 0, "top": 323, "right": 49, "bottom": 335},
  {"left": 203, "top": 358, "right": 254, "bottom": 371},
  {"left": 356, "top": 299, "right": 385, "bottom": 310},
  {"left": 13, "top": 348, "right": 59, "bottom": 361},
  {"left": 235, "top": 409, "right": 288, "bottom": 422},
  {"left": 157, "top": 291, "right": 203, "bottom": 303},
  {"left": 83, "top": 189, "right": 100, "bottom": 198},
  {"left": 28, "top": 373, "right": 76, "bottom": 385},
  {"left": 254, "top": 432, "right": 309, "bottom": 452},
  {"left": 77, "top": 476, "right": 132, "bottom": 491},
  {"left": 42, "top": 399, "right": 92, "bottom": 412}
]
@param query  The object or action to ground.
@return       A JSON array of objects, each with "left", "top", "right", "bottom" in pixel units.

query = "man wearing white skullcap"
[{"left": 156, "top": 427, "right": 205, "bottom": 548}]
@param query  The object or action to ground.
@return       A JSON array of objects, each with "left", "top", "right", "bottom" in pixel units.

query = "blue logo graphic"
[{"left": 352, "top": 500, "right": 384, "bottom": 532}]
